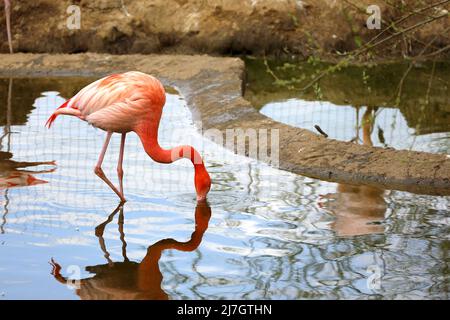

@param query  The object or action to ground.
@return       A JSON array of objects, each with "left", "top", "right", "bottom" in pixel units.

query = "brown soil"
[{"left": 1, "top": 0, "right": 449, "bottom": 58}]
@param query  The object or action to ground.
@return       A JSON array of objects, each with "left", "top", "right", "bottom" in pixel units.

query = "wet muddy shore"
[{"left": 0, "top": 53, "right": 449, "bottom": 195}]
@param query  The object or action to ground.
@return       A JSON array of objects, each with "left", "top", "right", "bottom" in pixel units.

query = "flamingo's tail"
[{"left": 45, "top": 100, "right": 70, "bottom": 129}]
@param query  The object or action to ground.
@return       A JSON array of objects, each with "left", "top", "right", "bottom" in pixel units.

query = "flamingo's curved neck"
[
  {"left": 134, "top": 121, "right": 211, "bottom": 199},
  {"left": 134, "top": 121, "right": 203, "bottom": 166}
]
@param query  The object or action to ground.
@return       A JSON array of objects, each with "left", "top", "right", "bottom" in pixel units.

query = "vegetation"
[{"left": 260, "top": 0, "right": 449, "bottom": 104}]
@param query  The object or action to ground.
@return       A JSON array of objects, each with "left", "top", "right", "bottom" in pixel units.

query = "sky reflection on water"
[{"left": 0, "top": 77, "right": 448, "bottom": 300}]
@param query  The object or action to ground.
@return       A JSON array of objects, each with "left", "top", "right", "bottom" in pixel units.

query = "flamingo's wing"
[
  {"left": 85, "top": 99, "right": 150, "bottom": 132},
  {"left": 46, "top": 76, "right": 125, "bottom": 128},
  {"left": 72, "top": 73, "right": 153, "bottom": 115},
  {"left": 46, "top": 72, "right": 165, "bottom": 129}
]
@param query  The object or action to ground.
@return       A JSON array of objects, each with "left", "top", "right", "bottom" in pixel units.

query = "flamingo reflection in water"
[
  {"left": 50, "top": 201, "right": 211, "bottom": 300},
  {"left": 0, "top": 151, "right": 56, "bottom": 233},
  {"left": 0, "top": 151, "right": 55, "bottom": 189},
  {"left": 319, "top": 107, "right": 387, "bottom": 237}
]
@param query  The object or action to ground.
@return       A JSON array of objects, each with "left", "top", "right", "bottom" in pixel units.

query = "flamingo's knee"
[
  {"left": 94, "top": 166, "right": 104, "bottom": 177},
  {"left": 117, "top": 167, "right": 124, "bottom": 180}
]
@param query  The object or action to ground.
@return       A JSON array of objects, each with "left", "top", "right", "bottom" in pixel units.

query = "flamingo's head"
[{"left": 194, "top": 164, "right": 211, "bottom": 202}]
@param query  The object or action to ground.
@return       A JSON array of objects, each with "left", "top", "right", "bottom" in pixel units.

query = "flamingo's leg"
[
  {"left": 117, "top": 133, "right": 126, "bottom": 200},
  {"left": 94, "top": 132, "right": 126, "bottom": 202},
  {"left": 118, "top": 206, "right": 129, "bottom": 262},
  {"left": 49, "top": 258, "right": 68, "bottom": 285},
  {"left": 4, "top": 0, "right": 13, "bottom": 53},
  {"left": 95, "top": 203, "right": 122, "bottom": 265}
]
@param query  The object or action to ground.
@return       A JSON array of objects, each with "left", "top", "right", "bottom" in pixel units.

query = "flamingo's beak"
[
  {"left": 27, "top": 175, "right": 47, "bottom": 186},
  {"left": 195, "top": 166, "right": 211, "bottom": 202}
]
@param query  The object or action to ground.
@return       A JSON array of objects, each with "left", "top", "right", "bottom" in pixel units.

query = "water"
[
  {"left": 260, "top": 101, "right": 450, "bottom": 154},
  {"left": 0, "top": 75, "right": 449, "bottom": 300},
  {"left": 246, "top": 59, "right": 450, "bottom": 154}
]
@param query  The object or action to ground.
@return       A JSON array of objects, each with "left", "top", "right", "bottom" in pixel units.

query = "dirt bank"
[
  {"left": 0, "top": 53, "right": 449, "bottom": 195},
  {"left": 1, "top": 0, "right": 449, "bottom": 58}
]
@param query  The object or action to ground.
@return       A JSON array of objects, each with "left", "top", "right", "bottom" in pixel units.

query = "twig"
[
  {"left": 394, "top": 26, "right": 448, "bottom": 106},
  {"left": 383, "top": 0, "right": 450, "bottom": 35},
  {"left": 348, "top": 0, "right": 450, "bottom": 55},
  {"left": 263, "top": 56, "right": 282, "bottom": 83},
  {"left": 314, "top": 125, "right": 329, "bottom": 138},
  {"left": 120, "top": 0, "right": 131, "bottom": 17},
  {"left": 418, "top": 44, "right": 450, "bottom": 59},
  {"left": 359, "top": 12, "right": 448, "bottom": 55},
  {"left": 302, "top": 12, "right": 448, "bottom": 92},
  {"left": 425, "top": 58, "right": 437, "bottom": 105}
]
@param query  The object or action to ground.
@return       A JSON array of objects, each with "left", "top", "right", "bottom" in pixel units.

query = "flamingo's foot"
[
  {"left": 49, "top": 258, "right": 62, "bottom": 276},
  {"left": 94, "top": 166, "right": 126, "bottom": 203},
  {"left": 119, "top": 195, "right": 127, "bottom": 204}
]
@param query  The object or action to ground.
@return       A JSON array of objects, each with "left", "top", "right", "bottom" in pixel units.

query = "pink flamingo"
[
  {"left": 46, "top": 71, "right": 211, "bottom": 203},
  {"left": 3, "top": 0, "right": 12, "bottom": 53}
]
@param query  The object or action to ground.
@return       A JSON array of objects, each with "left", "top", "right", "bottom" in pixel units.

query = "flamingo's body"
[{"left": 46, "top": 71, "right": 211, "bottom": 202}]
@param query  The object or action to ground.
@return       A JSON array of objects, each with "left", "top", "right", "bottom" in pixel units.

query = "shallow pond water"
[
  {"left": 245, "top": 59, "right": 450, "bottom": 154},
  {"left": 0, "top": 76, "right": 449, "bottom": 300}
]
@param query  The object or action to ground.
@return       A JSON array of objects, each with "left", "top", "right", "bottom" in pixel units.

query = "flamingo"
[
  {"left": 3, "top": 0, "right": 12, "bottom": 53},
  {"left": 318, "top": 107, "right": 386, "bottom": 236},
  {"left": 0, "top": 152, "right": 55, "bottom": 190},
  {"left": 50, "top": 201, "right": 211, "bottom": 300},
  {"left": 45, "top": 71, "right": 211, "bottom": 202}
]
